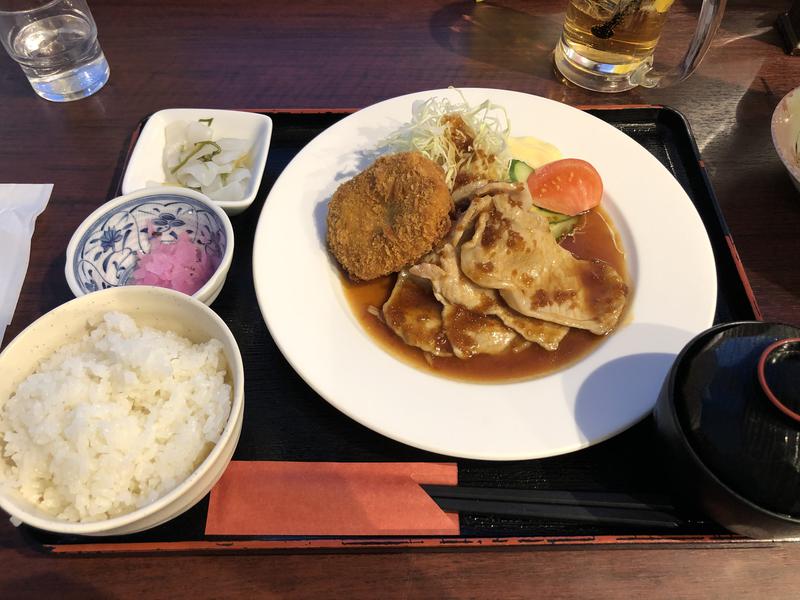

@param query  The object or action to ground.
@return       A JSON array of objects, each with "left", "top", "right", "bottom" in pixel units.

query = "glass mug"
[{"left": 554, "top": 0, "right": 727, "bottom": 93}]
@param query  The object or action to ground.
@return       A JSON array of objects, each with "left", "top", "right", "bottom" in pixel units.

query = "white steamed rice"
[{"left": 0, "top": 312, "right": 232, "bottom": 523}]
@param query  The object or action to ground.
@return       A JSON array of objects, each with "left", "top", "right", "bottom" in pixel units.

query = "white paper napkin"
[{"left": 0, "top": 184, "right": 53, "bottom": 346}]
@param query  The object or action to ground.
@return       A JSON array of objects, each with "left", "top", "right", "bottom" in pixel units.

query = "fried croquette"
[{"left": 327, "top": 152, "right": 453, "bottom": 281}]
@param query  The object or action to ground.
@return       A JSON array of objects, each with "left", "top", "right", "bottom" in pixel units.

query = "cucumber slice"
[
  {"left": 508, "top": 159, "right": 534, "bottom": 183},
  {"left": 531, "top": 205, "right": 572, "bottom": 224},
  {"left": 550, "top": 217, "right": 578, "bottom": 241}
]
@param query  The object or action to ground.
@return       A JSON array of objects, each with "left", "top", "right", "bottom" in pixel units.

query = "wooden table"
[{"left": 1, "top": 0, "right": 799, "bottom": 597}]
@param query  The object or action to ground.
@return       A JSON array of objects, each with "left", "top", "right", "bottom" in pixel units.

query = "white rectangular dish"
[{"left": 121, "top": 108, "right": 273, "bottom": 215}]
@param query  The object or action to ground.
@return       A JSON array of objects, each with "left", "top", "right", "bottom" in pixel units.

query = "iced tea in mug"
[{"left": 554, "top": 0, "right": 726, "bottom": 93}]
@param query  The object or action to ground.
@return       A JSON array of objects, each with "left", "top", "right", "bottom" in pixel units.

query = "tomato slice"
[{"left": 526, "top": 158, "right": 603, "bottom": 216}]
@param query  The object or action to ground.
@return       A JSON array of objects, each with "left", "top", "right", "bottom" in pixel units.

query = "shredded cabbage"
[{"left": 382, "top": 91, "right": 511, "bottom": 190}]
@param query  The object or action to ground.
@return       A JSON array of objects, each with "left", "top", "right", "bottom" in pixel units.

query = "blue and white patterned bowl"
[{"left": 65, "top": 187, "right": 234, "bottom": 305}]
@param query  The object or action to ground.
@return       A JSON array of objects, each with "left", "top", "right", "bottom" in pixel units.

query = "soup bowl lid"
[{"left": 673, "top": 321, "right": 800, "bottom": 517}]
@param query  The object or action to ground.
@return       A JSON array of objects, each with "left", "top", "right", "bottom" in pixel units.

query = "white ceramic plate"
[
  {"left": 252, "top": 88, "right": 717, "bottom": 461},
  {"left": 771, "top": 85, "right": 800, "bottom": 193},
  {"left": 121, "top": 108, "right": 273, "bottom": 215}
]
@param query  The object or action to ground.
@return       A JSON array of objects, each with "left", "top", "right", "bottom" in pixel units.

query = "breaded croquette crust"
[{"left": 327, "top": 152, "right": 453, "bottom": 281}]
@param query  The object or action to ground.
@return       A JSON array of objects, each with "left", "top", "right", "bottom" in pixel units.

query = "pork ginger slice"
[
  {"left": 382, "top": 270, "right": 452, "bottom": 356},
  {"left": 441, "top": 304, "right": 529, "bottom": 359},
  {"left": 410, "top": 244, "right": 568, "bottom": 351},
  {"left": 383, "top": 266, "right": 527, "bottom": 359},
  {"left": 460, "top": 190, "right": 628, "bottom": 335}
]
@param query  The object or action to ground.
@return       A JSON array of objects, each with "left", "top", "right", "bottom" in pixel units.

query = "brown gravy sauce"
[{"left": 342, "top": 206, "right": 628, "bottom": 383}]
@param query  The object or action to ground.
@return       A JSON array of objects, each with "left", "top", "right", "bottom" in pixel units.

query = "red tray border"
[{"left": 43, "top": 533, "right": 772, "bottom": 555}]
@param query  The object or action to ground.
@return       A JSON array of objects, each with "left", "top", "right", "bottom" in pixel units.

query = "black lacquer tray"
[{"left": 22, "top": 106, "right": 763, "bottom": 554}]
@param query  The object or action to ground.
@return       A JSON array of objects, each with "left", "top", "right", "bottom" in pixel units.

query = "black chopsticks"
[{"left": 421, "top": 485, "right": 684, "bottom": 529}]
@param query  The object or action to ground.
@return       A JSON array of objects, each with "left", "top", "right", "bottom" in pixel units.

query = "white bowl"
[
  {"left": 65, "top": 187, "right": 234, "bottom": 306},
  {"left": 0, "top": 286, "right": 244, "bottom": 536},
  {"left": 772, "top": 86, "right": 800, "bottom": 193},
  {"left": 121, "top": 108, "right": 273, "bottom": 215}
]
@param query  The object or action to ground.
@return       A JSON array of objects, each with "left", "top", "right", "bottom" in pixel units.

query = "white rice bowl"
[
  {"left": 0, "top": 286, "right": 244, "bottom": 536},
  {"left": 0, "top": 312, "right": 231, "bottom": 523}
]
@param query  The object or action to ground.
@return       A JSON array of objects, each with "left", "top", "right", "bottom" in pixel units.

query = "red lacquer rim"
[{"left": 758, "top": 338, "right": 800, "bottom": 422}]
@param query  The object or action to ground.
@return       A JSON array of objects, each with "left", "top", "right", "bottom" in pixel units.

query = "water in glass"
[{"left": 10, "top": 12, "right": 109, "bottom": 102}]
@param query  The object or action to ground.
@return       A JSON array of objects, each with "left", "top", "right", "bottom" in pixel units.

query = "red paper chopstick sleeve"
[{"left": 205, "top": 461, "right": 460, "bottom": 536}]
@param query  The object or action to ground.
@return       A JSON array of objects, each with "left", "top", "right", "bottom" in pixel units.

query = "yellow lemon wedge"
[
  {"left": 508, "top": 136, "right": 563, "bottom": 170},
  {"left": 653, "top": 0, "right": 674, "bottom": 13}
]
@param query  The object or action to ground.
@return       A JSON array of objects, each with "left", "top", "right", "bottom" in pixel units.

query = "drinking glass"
[
  {"left": 554, "top": 0, "right": 726, "bottom": 93},
  {"left": 0, "top": 0, "right": 109, "bottom": 102}
]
